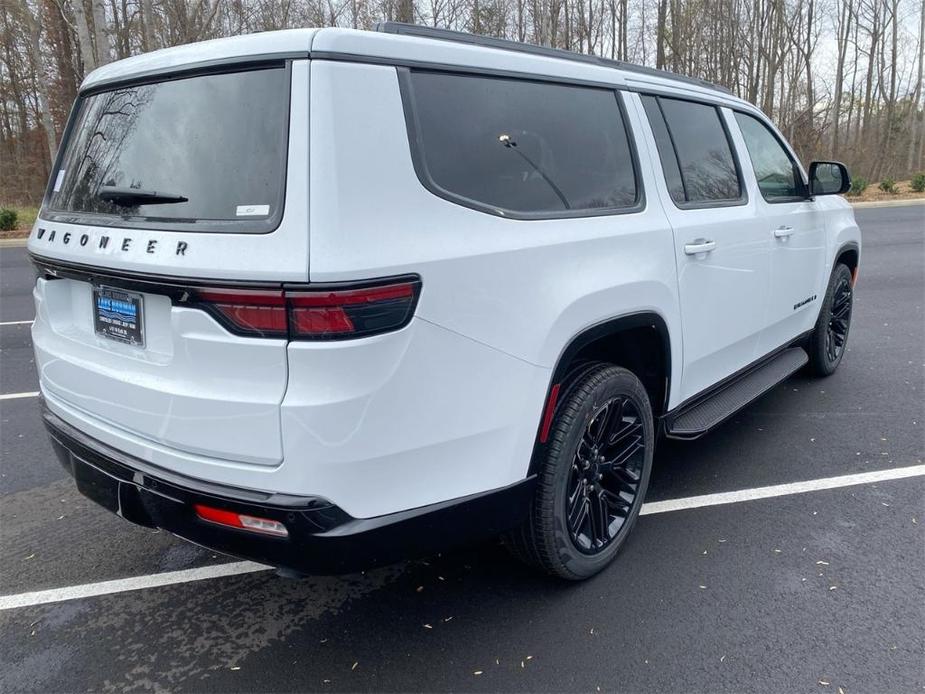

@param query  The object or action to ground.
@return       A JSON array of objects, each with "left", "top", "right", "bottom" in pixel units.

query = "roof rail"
[{"left": 375, "top": 22, "right": 732, "bottom": 95}]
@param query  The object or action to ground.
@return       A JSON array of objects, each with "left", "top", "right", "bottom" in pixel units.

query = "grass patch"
[
  {"left": 0, "top": 204, "right": 39, "bottom": 239},
  {"left": 13, "top": 205, "right": 38, "bottom": 229},
  {"left": 0, "top": 204, "right": 39, "bottom": 230},
  {"left": 849, "top": 179, "right": 925, "bottom": 203}
]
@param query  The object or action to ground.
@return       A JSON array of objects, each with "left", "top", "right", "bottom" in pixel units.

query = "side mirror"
[{"left": 809, "top": 161, "right": 850, "bottom": 196}]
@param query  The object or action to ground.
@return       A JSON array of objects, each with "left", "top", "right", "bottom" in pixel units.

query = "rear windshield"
[{"left": 44, "top": 65, "right": 290, "bottom": 233}]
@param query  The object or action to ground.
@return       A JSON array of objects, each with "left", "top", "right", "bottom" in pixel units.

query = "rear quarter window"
[
  {"left": 401, "top": 71, "right": 640, "bottom": 218},
  {"left": 44, "top": 65, "right": 291, "bottom": 233}
]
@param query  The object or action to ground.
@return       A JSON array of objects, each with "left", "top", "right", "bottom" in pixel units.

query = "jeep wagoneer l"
[{"left": 29, "top": 23, "right": 860, "bottom": 579}]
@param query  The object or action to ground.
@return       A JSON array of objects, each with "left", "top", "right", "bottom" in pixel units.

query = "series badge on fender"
[{"left": 793, "top": 295, "right": 816, "bottom": 311}]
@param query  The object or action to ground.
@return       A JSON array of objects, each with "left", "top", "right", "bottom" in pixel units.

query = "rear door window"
[
  {"left": 402, "top": 71, "right": 640, "bottom": 217},
  {"left": 45, "top": 65, "right": 290, "bottom": 233},
  {"left": 641, "top": 95, "right": 743, "bottom": 206}
]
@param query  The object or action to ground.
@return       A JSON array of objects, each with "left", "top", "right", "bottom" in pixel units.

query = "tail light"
[
  {"left": 193, "top": 276, "right": 421, "bottom": 340},
  {"left": 196, "top": 288, "right": 287, "bottom": 337}
]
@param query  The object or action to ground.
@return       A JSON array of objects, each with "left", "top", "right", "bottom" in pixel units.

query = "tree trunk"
[
  {"left": 906, "top": 0, "right": 924, "bottom": 173},
  {"left": 656, "top": 0, "right": 667, "bottom": 69},
  {"left": 91, "top": 0, "right": 110, "bottom": 65},
  {"left": 73, "top": 0, "right": 97, "bottom": 72},
  {"left": 24, "top": 4, "right": 57, "bottom": 164},
  {"left": 142, "top": 0, "right": 156, "bottom": 51},
  {"left": 832, "top": 0, "right": 852, "bottom": 157}
]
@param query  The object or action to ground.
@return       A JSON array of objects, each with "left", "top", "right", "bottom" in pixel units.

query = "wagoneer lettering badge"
[{"left": 35, "top": 228, "right": 189, "bottom": 257}]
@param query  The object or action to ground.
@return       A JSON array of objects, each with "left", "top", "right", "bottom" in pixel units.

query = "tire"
[
  {"left": 806, "top": 263, "right": 854, "bottom": 377},
  {"left": 505, "top": 364, "right": 654, "bottom": 580}
]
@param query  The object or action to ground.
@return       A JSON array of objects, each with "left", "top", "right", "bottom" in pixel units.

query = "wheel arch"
[
  {"left": 834, "top": 240, "right": 860, "bottom": 276},
  {"left": 528, "top": 312, "right": 672, "bottom": 475}
]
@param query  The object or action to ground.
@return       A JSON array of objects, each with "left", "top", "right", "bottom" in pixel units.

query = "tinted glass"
[
  {"left": 407, "top": 72, "right": 638, "bottom": 215},
  {"left": 640, "top": 96, "right": 685, "bottom": 204},
  {"left": 734, "top": 112, "right": 804, "bottom": 200},
  {"left": 656, "top": 97, "right": 741, "bottom": 203},
  {"left": 46, "top": 66, "right": 290, "bottom": 232}
]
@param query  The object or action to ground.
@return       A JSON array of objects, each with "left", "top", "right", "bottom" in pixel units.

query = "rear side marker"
[
  {"left": 194, "top": 504, "right": 289, "bottom": 538},
  {"left": 539, "top": 383, "right": 561, "bottom": 443}
]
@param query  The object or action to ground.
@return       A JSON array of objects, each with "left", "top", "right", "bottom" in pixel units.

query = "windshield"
[{"left": 44, "top": 64, "right": 290, "bottom": 233}]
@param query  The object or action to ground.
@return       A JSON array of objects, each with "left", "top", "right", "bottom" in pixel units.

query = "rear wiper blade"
[{"left": 97, "top": 186, "right": 188, "bottom": 206}]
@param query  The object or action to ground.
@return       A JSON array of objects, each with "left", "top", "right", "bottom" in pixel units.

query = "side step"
[{"left": 666, "top": 347, "right": 809, "bottom": 439}]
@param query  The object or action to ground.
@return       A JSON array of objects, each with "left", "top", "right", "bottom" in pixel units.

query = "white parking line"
[
  {"left": 0, "top": 391, "right": 40, "bottom": 401},
  {"left": 0, "top": 319, "right": 33, "bottom": 326},
  {"left": 0, "top": 562, "right": 269, "bottom": 611},
  {"left": 0, "top": 464, "right": 922, "bottom": 611},
  {"left": 0, "top": 392, "right": 39, "bottom": 400},
  {"left": 639, "top": 464, "right": 925, "bottom": 515}
]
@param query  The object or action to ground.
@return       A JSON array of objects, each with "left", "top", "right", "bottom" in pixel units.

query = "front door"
[
  {"left": 731, "top": 112, "right": 828, "bottom": 354},
  {"left": 634, "top": 94, "right": 771, "bottom": 403}
]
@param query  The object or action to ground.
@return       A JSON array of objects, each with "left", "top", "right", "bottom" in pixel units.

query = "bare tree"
[{"left": 1, "top": 0, "right": 923, "bottom": 208}]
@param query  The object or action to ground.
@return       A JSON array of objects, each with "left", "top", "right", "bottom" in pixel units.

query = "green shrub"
[
  {"left": 0, "top": 207, "right": 17, "bottom": 231},
  {"left": 847, "top": 177, "right": 868, "bottom": 197},
  {"left": 878, "top": 177, "right": 898, "bottom": 194},
  {"left": 911, "top": 173, "right": 925, "bottom": 193}
]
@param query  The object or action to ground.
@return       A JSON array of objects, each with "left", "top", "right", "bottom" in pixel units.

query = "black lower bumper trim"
[{"left": 43, "top": 406, "right": 535, "bottom": 574}]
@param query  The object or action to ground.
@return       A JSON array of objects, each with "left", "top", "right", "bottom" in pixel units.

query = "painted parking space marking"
[
  {"left": 0, "top": 391, "right": 40, "bottom": 400},
  {"left": 1, "top": 464, "right": 921, "bottom": 612},
  {"left": 639, "top": 464, "right": 925, "bottom": 515},
  {"left": 0, "top": 319, "right": 33, "bottom": 326},
  {"left": 0, "top": 562, "right": 270, "bottom": 611}
]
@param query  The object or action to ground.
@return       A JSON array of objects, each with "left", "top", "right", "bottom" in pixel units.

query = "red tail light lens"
[
  {"left": 196, "top": 289, "right": 287, "bottom": 337},
  {"left": 194, "top": 277, "right": 421, "bottom": 340},
  {"left": 288, "top": 281, "right": 418, "bottom": 339}
]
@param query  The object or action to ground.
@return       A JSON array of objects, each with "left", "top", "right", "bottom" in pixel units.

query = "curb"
[
  {"left": 850, "top": 199, "right": 925, "bottom": 209},
  {"left": 0, "top": 238, "right": 28, "bottom": 248}
]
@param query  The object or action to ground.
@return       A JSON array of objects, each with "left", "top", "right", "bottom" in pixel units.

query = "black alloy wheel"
[
  {"left": 505, "top": 364, "right": 654, "bottom": 580},
  {"left": 808, "top": 263, "right": 854, "bottom": 376},
  {"left": 566, "top": 396, "right": 645, "bottom": 554},
  {"left": 825, "top": 271, "right": 853, "bottom": 364}
]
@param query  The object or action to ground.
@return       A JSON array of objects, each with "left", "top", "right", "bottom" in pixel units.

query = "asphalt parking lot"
[{"left": 1, "top": 204, "right": 923, "bottom": 693}]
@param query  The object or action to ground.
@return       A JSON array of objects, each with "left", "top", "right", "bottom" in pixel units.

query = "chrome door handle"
[
  {"left": 774, "top": 226, "right": 794, "bottom": 238},
  {"left": 684, "top": 239, "right": 717, "bottom": 255}
]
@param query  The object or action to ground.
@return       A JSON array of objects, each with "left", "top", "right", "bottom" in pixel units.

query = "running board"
[{"left": 665, "top": 347, "right": 809, "bottom": 439}]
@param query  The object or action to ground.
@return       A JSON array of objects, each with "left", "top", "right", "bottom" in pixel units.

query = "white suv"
[{"left": 29, "top": 23, "right": 860, "bottom": 580}]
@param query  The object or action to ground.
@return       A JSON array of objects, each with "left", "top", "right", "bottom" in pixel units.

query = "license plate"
[{"left": 93, "top": 286, "right": 145, "bottom": 347}]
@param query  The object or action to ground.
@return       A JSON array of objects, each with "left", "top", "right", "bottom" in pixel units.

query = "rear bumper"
[{"left": 44, "top": 406, "right": 535, "bottom": 575}]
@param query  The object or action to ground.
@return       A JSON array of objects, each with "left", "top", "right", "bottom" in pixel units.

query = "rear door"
[
  {"left": 637, "top": 94, "right": 770, "bottom": 403},
  {"left": 29, "top": 60, "right": 310, "bottom": 466},
  {"left": 731, "top": 111, "right": 828, "bottom": 354}
]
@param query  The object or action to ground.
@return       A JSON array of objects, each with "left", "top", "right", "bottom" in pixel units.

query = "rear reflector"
[
  {"left": 194, "top": 504, "right": 289, "bottom": 537},
  {"left": 539, "top": 383, "right": 561, "bottom": 443},
  {"left": 193, "top": 277, "right": 421, "bottom": 340}
]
